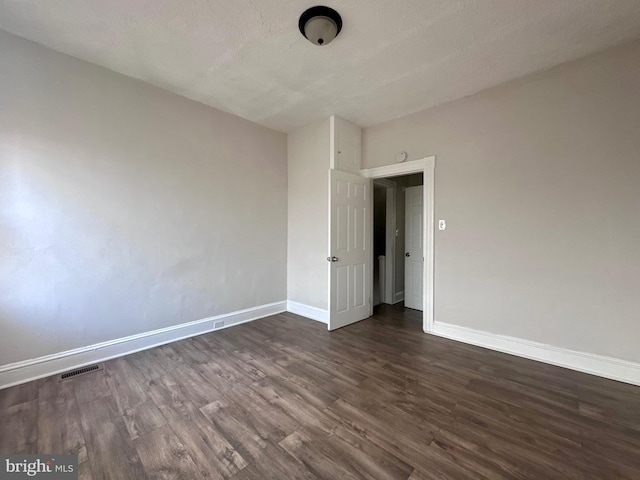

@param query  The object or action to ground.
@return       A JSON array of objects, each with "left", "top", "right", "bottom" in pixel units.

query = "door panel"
[
  {"left": 405, "top": 186, "right": 424, "bottom": 311},
  {"left": 336, "top": 204, "right": 349, "bottom": 250},
  {"left": 336, "top": 266, "right": 349, "bottom": 313},
  {"left": 353, "top": 263, "right": 366, "bottom": 308},
  {"left": 329, "top": 170, "right": 371, "bottom": 330}
]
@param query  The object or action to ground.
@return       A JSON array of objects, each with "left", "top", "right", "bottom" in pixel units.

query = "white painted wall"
[
  {"left": 287, "top": 119, "right": 330, "bottom": 310},
  {"left": 363, "top": 40, "right": 640, "bottom": 363},
  {"left": 0, "top": 31, "right": 287, "bottom": 367}
]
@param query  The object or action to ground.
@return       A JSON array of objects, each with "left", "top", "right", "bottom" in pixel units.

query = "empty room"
[{"left": 1, "top": 1, "right": 640, "bottom": 479}]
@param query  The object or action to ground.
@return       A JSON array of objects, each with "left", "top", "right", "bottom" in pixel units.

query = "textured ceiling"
[{"left": 1, "top": 1, "right": 640, "bottom": 132}]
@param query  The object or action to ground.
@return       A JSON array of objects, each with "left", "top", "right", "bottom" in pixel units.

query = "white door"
[
  {"left": 328, "top": 169, "right": 371, "bottom": 330},
  {"left": 405, "top": 186, "right": 424, "bottom": 311}
]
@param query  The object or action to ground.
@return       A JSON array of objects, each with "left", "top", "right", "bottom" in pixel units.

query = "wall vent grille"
[
  {"left": 214, "top": 320, "right": 225, "bottom": 329},
  {"left": 59, "top": 364, "right": 103, "bottom": 381}
]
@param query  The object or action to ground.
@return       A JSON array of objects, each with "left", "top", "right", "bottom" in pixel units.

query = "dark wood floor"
[{"left": 1, "top": 304, "right": 639, "bottom": 479}]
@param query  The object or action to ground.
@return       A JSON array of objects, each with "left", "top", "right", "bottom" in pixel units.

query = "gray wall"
[
  {"left": 0, "top": 31, "right": 288, "bottom": 366},
  {"left": 363, "top": 40, "right": 640, "bottom": 363},
  {"left": 287, "top": 119, "right": 330, "bottom": 310}
]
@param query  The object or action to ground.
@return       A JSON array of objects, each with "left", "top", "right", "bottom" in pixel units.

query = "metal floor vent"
[{"left": 59, "top": 364, "right": 103, "bottom": 381}]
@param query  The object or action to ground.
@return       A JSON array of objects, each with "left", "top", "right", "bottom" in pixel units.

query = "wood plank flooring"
[{"left": 1, "top": 304, "right": 640, "bottom": 479}]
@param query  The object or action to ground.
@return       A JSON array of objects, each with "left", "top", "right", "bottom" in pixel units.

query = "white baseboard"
[
  {"left": 287, "top": 301, "right": 328, "bottom": 324},
  {"left": 431, "top": 321, "right": 640, "bottom": 387},
  {"left": 392, "top": 290, "right": 405, "bottom": 305},
  {"left": 0, "top": 301, "right": 287, "bottom": 390}
]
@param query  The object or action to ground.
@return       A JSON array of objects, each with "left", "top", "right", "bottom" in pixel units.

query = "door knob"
[
  {"left": 405, "top": 252, "right": 410, "bottom": 257},
  {"left": 327, "top": 256, "right": 339, "bottom": 262}
]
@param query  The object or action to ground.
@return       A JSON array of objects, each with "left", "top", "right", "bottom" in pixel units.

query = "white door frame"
[
  {"left": 361, "top": 156, "right": 436, "bottom": 333},
  {"left": 373, "top": 178, "right": 397, "bottom": 306}
]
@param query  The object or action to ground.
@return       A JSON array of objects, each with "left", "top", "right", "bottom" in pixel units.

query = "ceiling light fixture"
[{"left": 298, "top": 6, "right": 342, "bottom": 46}]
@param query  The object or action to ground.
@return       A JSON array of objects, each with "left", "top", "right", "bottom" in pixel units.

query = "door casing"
[{"left": 360, "top": 157, "right": 436, "bottom": 333}]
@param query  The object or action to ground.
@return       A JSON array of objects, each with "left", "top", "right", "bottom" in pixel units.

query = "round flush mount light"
[{"left": 298, "top": 6, "right": 342, "bottom": 46}]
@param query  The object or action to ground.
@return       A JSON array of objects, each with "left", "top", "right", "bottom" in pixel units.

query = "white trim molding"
[
  {"left": 432, "top": 322, "right": 640, "bottom": 386},
  {"left": 287, "top": 301, "right": 329, "bottom": 324},
  {"left": 363, "top": 156, "right": 436, "bottom": 333},
  {"left": 422, "top": 157, "right": 436, "bottom": 332},
  {"left": 361, "top": 157, "right": 433, "bottom": 179},
  {"left": 0, "top": 301, "right": 287, "bottom": 390}
]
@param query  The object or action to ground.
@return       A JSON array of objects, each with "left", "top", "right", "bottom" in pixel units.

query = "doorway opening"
[
  {"left": 362, "top": 156, "right": 436, "bottom": 333},
  {"left": 373, "top": 173, "right": 423, "bottom": 329},
  {"left": 372, "top": 173, "right": 424, "bottom": 308}
]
